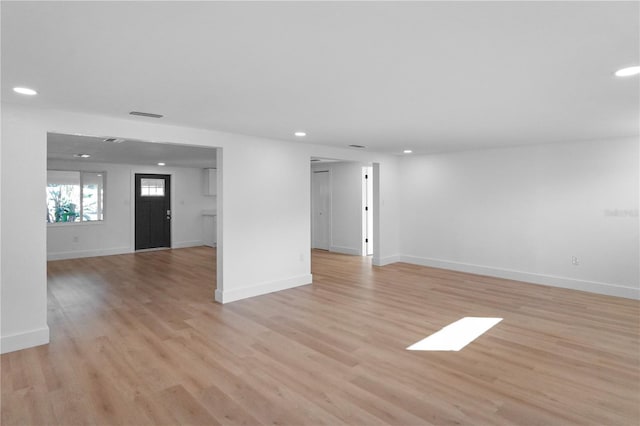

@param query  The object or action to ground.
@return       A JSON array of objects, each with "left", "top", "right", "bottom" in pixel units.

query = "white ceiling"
[
  {"left": 48, "top": 133, "right": 217, "bottom": 169},
  {"left": 3, "top": 1, "right": 639, "bottom": 154}
]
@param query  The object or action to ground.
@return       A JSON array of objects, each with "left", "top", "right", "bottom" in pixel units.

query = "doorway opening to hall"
[{"left": 310, "top": 158, "right": 374, "bottom": 257}]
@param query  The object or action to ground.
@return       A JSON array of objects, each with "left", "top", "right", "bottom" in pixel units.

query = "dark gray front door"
[{"left": 135, "top": 174, "right": 171, "bottom": 250}]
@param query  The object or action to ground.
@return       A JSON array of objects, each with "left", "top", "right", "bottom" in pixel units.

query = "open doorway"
[
  {"left": 310, "top": 158, "right": 373, "bottom": 257},
  {"left": 311, "top": 169, "right": 331, "bottom": 250},
  {"left": 46, "top": 132, "right": 220, "bottom": 298}
]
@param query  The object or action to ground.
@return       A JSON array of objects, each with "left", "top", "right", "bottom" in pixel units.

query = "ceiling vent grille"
[
  {"left": 103, "top": 137, "right": 125, "bottom": 143},
  {"left": 129, "top": 111, "right": 163, "bottom": 118}
]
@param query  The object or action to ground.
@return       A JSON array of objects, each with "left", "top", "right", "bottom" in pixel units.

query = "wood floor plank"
[
  {"left": 198, "top": 383, "right": 265, "bottom": 426},
  {"left": 1, "top": 247, "right": 638, "bottom": 425},
  {"left": 156, "top": 384, "right": 221, "bottom": 426}
]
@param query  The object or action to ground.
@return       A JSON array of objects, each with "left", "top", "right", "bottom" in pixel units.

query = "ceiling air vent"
[
  {"left": 310, "top": 159, "right": 321, "bottom": 162},
  {"left": 129, "top": 111, "right": 164, "bottom": 118},
  {"left": 348, "top": 144, "right": 366, "bottom": 149},
  {"left": 103, "top": 137, "right": 125, "bottom": 143}
]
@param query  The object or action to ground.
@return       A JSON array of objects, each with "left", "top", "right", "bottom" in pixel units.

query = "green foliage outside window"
[{"left": 46, "top": 171, "right": 104, "bottom": 223}]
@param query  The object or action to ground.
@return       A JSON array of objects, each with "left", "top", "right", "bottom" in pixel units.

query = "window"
[
  {"left": 140, "top": 178, "right": 165, "bottom": 197},
  {"left": 47, "top": 170, "right": 105, "bottom": 223}
]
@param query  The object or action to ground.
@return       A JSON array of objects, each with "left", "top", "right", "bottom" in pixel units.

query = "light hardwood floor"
[{"left": 2, "top": 247, "right": 639, "bottom": 425}]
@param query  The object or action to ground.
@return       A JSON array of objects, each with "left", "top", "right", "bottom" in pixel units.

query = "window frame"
[
  {"left": 46, "top": 169, "right": 106, "bottom": 225},
  {"left": 139, "top": 177, "right": 166, "bottom": 197}
]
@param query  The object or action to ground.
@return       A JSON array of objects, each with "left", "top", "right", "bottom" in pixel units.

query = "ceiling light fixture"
[
  {"left": 403, "top": 149, "right": 413, "bottom": 154},
  {"left": 294, "top": 131, "right": 307, "bottom": 137},
  {"left": 73, "top": 153, "right": 91, "bottom": 158},
  {"left": 615, "top": 66, "right": 640, "bottom": 77},
  {"left": 348, "top": 144, "right": 366, "bottom": 149},
  {"left": 13, "top": 87, "right": 37, "bottom": 95},
  {"left": 157, "top": 162, "right": 166, "bottom": 166}
]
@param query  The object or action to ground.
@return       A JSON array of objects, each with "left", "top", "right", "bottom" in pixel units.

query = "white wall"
[
  {"left": 0, "top": 99, "right": 3, "bottom": 355},
  {"left": 398, "top": 138, "right": 640, "bottom": 298},
  {"left": 0, "top": 104, "right": 399, "bottom": 353},
  {"left": 311, "top": 161, "right": 364, "bottom": 256},
  {"left": 217, "top": 136, "right": 314, "bottom": 302},
  {"left": 46, "top": 160, "right": 216, "bottom": 260},
  {"left": 373, "top": 160, "right": 401, "bottom": 266}
]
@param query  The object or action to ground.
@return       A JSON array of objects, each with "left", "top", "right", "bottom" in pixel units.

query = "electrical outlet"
[{"left": 572, "top": 256, "right": 579, "bottom": 266}]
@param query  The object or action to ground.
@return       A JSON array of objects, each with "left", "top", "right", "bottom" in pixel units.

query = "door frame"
[
  {"left": 311, "top": 168, "right": 332, "bottom": 250},
  {"left": 129, "top": 170, "right": 175, "bottom": 252},
  {"left": 362, "top": 166, "right": 373, "bottom": 256}
]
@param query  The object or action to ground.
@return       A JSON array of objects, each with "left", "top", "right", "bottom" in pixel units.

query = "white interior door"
[{"left": 312, "top": 170, "right": 330, "bottom": 250}]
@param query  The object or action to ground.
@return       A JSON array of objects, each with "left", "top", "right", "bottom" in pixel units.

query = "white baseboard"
[
  {"left": 330, "top": 245, "right": 361, "bottom": 256},
  {"left": 373, "top": 255, "right": 401, "bottom": 266},
  {"left": 48, "top": 241, "right": 208, "bottom": 260},
  {"left": 48, "top": 247, "right": 131, "bottom": 261},
  {"left": 215, "top": 274, "right": 313, "bottom": 304},
  {"left": 172, "top": 240, "right": 205, "bottom": 249},
  {"left": 400, "top": 255, "right": 639, "bottom": 300},
  {"left": 1, "top": 326, "right": 50, "bottom": 354}
]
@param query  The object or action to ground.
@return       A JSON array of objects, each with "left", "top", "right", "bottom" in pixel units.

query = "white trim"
[
  {"left": 172, "top": 240, "right": 205, "bottom": 249},
  {"left": 48, "top": 243, "right": 209, "bottom": 260},
  {"left": 373, "top": 255, "right": 401, "bottom": 266},
  {"left": 134, "top": 247, "right": 170, "bottom": 253},
  {"left": 47, "top": 247, "right": 131, "bottom": 261},
  {"left": 129, "top": 171, "right": 136, "bottom": 251},
  {"left": 329, "top": 245, "right": 361, "bottom": 256},
  {"left": 1, "top": 327, "right": 50, "bottom": 354},
  {"left": 47, "top": 221, "right": 105, "bottom": 228},
  {"left": 400, "top": 255, "right": 640, "bottom": 300},
  {"left": 215, "top": 274, "right": 312, "bottom": 304}
]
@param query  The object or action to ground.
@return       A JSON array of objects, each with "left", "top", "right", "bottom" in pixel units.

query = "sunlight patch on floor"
[{"left": 407, "top": 317, "right": 503, "bottom": 351}]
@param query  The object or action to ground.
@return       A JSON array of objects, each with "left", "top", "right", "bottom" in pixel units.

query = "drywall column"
[
  {"left": 0, "top": 111, "right": 50, "bottom": 353},
  {"left": 215, "top": 147, "right": 224, "bottom": 298},
  {"left": 0, "top": 100, "right": 3, "bottom": 348},
  {"left": 214, "top": 135, "right": 312, "bottom": 303},
  {"left": 373, "top": 159, "right": 400, "bottom": 266}
]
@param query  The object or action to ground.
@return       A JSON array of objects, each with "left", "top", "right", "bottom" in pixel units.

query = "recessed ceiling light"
[
  {"left": 403, "top": 149, "right": 413, "bottom": 154},
  {"left": 13, "top": 87, "right": 37, "bottom": 95},
  {"left": 294, "top": 131, "right": 307, "bottom": 137},
  {"left": 615, "top": 66, "right": 640, "bottom": 77},
  {"left": 73, "top": 153, "right": 91, "bottom": 158},
  {"left": 157, "top": 162, "right": 166, "bottom": 166}
]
